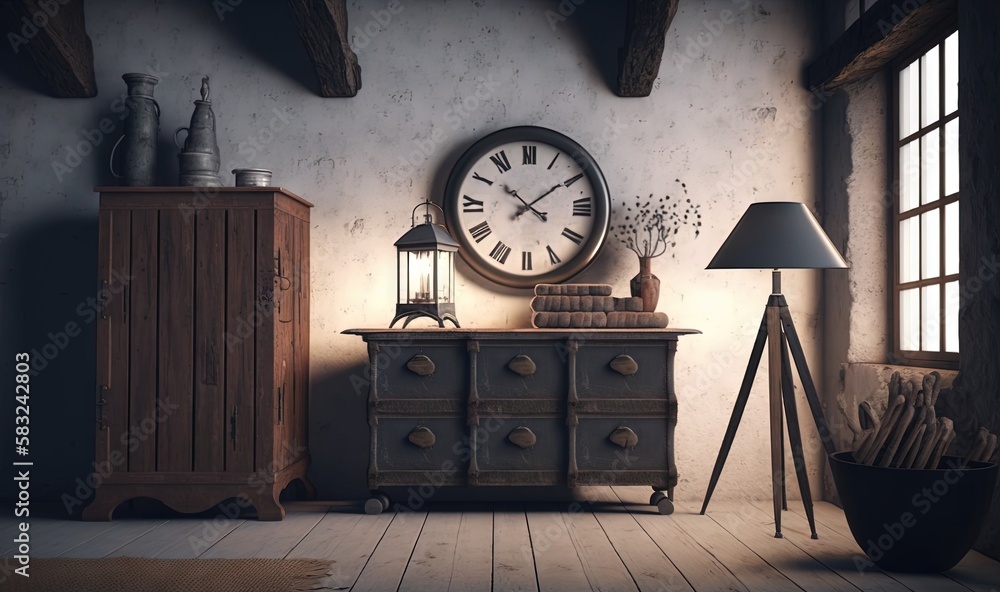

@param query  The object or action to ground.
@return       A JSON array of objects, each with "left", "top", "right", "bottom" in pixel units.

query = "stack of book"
[{"left": 530, "top": 284, "right": 669, "bottom": 328}]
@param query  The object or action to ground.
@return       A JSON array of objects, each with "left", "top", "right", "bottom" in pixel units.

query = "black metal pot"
[{"left": 829, "top": 451, "right": 997, "bottom": 573}]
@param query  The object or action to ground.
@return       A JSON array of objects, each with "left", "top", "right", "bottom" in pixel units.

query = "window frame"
[{"left": 889, "top": 17, "right": 959, "bottom": 370}]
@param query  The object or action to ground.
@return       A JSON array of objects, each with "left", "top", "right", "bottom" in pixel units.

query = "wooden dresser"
[
  {"left": 83, "top": 187, "right": 314, "bottom": 521},
  {"left": 344, "top": 328, "right": 698, "bottom": 514}
]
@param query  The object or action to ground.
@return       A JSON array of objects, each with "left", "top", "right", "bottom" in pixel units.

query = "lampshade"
[{"left": 706, "top": 202, "right": 848, "bottom": 270}]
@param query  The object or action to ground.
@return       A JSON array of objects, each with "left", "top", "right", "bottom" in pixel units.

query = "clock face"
[{"left": 443, "top": 127, "right": 611, "bottom": 288}]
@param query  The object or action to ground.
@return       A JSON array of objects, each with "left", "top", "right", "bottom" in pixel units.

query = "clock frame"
[{"left": 443, "top": 126, "right": 611, "bottom": 289}]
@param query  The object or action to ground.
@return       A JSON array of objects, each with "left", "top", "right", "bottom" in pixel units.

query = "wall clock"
[{"left": 443, "top": 126, "right": 611, "bottom": 289}]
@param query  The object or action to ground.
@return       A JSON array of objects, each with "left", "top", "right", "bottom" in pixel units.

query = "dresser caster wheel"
[
  {"left": 365, "top": 492, "right": 391, "bottom": 515},
  {"left": 650, "top": 491, "right": 673, "bottom": 515}
]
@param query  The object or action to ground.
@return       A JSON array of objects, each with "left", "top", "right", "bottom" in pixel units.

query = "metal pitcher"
[
  {"left": 175, "top": 76, "right": 222, "bottom": 187},
  {"left": 110, "top": 73, "right": 160, "bottom": 186}
]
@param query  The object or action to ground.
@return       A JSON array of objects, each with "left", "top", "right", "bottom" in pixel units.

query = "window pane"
[
  {"left": 921, "top": 209, "right": 940, "bottom": 279},
  {"left": 945, "top": 201, "right": 959, "bottom": 276},
  {"left": 899, "top": 140, "right": 920, "bottom": 212},
  {"left": 921, "top": 46, "right": 940, "bottom": 127},
  {"left": 944, "top": 32, "right": 958, "bottom": 115},
  {"left": 899, "top": 61, "right": 920, "bottom": 139},
  {"left": 945, "top": 281, "right": 959, "bottom": 353},
  {"left": 944, "top": 118, "right": 959, "bottom": 196},
  {"left": 899, "top": 216, "right": 920, "bottom": 283},
  {"left": 921, "top": 285, "right": 940, "bottom": 351},
  {"left": 900, "top": 288, "right": 920, "bottom": 350},
  {"left": 921, "top": 130, "right": 940, "bottom": 204}
]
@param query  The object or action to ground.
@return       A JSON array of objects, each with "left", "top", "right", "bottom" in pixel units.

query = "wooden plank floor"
[{"left": 3, "top": 490, "right": 1000, "bottom": 591}]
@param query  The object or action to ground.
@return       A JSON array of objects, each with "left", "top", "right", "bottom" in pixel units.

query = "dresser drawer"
[
  {"left": 477, "top": 343, "right": 567, "bottom": 399},
  {"left": 375, "top": 343, "right": 467, "bottom": 399},
  {"left": 575, "top": 343, "right": 669, "bottom": 399},
  {"left": 575, "top": 418, "right": 668, "bottom": 471},
  {"left": 477, "top": 417, "right": 568, "bottom": 471},
  {"left": 375, "top": 417, "right": 469, "bottom": 473}
]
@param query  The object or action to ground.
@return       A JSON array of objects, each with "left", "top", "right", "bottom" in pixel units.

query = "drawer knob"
[
  {"left": 610, "top": 354, "right": 639, "bottom": 376},
  {"left": 508, "top": 426, "right": 537, "bottom": 449},
  {"left": 407, "top": 426, "right": 436, "bottom": 449},
  {"left": 406, "top": 355, "right": 435, "bottom": 376},
  {"left": 508, "top": 354, "right": 537, "bottom": 377},
  {"left": 609, "top": 426, "right": 639, "bottom": 449}
]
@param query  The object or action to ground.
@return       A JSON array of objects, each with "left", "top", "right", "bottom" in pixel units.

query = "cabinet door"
[
  {"left": 193, "top": 209, "right": 226, "bottom": 471},
  {"left": 128, "top": 209, "right": 158, "bottom": 472},
  {"left": 225, "top": 209, "right": 256, "bottom": 472},
  {"left": 157, "top": 210, "right": 195, "bottom": 472},
  {"left": 273, "top": 210, "right": 296, "bottom": 469},
  {"left": 95, "top": 209, "right": 131, "bottom": 468}
]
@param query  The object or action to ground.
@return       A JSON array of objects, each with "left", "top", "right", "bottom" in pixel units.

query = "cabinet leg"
[
  {"left": 82, "top": 489, "right": 125, "bottom": 521},
  {"left": 250, "top": 488, "right": 286, "bottom": 521}
]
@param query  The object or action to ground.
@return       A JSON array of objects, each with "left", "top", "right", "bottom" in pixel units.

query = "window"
[{"left": 892, "top": 26, "right": 959, "bottom": 367}]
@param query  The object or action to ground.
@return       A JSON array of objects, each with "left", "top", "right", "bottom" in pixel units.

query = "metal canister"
[{"left": 233, "top": 168, "right": 273, "bottom": 187}]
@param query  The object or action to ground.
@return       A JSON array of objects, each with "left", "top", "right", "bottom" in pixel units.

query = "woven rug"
[{"left": 6, "top": 557, "right": 332, "bottom": 592}]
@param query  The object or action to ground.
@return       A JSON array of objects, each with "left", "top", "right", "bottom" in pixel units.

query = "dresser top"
[
  {"left": 344, "top": 328, "right": 701, "bottom": 341},
  {"left": 95, "top": 186, "right": 314, "bottom": 207}
]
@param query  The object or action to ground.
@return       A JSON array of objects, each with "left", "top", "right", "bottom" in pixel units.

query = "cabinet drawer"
[
  {"left": 477, "top": 343, "right": 567, "bottom": 398},
  {"left": 375, "top": 344, "right": 467, "bottom": 399},
  {"left": 477, "top": 417, "right": 568, "bottom": 471},
  {"left": 575, "top": 344, "right": 668, "bottom": 398},
  {"left": 575, "top": 418, "right": 668, "bottom": 471},
  {"left": 376, "top": 417, "right": 469, "bottom": 473}
]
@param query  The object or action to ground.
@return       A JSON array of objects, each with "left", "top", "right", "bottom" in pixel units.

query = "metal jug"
[
  {"left": 175, "top": 76, "right": 222, "bottom": 187},
  {"left": 110, "top": 73, "right": 160, "bottom": 186}
]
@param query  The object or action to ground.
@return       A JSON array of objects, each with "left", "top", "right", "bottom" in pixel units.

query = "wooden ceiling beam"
[
  {"left": 617, "top": 0, "right": 679, "bottom": 98},
  {"left": 0, "top": 0, "right": 97, "bottom": 98},
  {"left": 807, "top": 0, "right": 956, "bottom": 93},
  {"left": 287, "top": 0, "right": 361, "bottom": 97}
]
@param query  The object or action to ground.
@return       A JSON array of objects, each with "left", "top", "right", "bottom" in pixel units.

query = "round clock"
[{"left": 443, "top": 126, "right": 611, "bottom": 289}]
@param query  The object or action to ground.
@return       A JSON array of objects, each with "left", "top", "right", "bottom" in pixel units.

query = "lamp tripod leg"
[
  {"left": 780, "top": 332, "right": 819, "bottom": 539},
  {"left": 766, "top": 307, "right": 784, "bottom": 538},
  {"left": 700, "top": 308, "right": 770, "bottom": 515},
  {"left": 780, "top": 410, "right": 788, "bottom": 511},
  {"left": 779, "top": 304, "right": 836, "bottom": 457}
]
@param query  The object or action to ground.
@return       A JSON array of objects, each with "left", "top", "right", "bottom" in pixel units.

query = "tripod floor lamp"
[{"left": 701, "top": 202, "right": 847, "bottom": 539}]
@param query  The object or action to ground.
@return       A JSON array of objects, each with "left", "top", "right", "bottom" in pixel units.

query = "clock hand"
[
  {"left": 515, "top": 183, "right": 564, "bottom": 217},
  {"left": 502, "top": 185, "right": 548, "bottom": 221}
]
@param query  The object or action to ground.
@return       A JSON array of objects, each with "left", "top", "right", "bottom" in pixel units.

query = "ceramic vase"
[{"left": 629, "top": 256, "right": 660, "bottom": 312}]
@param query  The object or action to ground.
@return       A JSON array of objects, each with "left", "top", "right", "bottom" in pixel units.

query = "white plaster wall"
[{"left": 0, "top": 0, "right": 826, "bottom": 503}]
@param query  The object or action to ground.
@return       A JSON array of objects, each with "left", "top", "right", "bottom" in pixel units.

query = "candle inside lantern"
[{"left": 409, "top": 250, "right": 433, "bottom": 303}]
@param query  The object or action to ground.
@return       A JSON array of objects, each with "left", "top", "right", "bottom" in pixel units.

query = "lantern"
[{"left": 390, "top": 201, "right": 460, "bottom": 328}]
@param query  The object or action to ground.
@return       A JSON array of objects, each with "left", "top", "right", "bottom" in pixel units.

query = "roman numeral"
[
  {"left": 522, "top": 145, "right": 537, "bottom": 165},
  {"left": 490, "top": 150, "right": 512, "bottom": 174},
  {"left": 547, "top": 153, "right": 560, "bottom": 170},
  {"left": 468, "top": 221, "right": 492, "bottom": 243},
  {"left": 563, "top": 173, "right": 584, "bottom": 187},
  {"left": 472, "top": 172, "right": 493, "bottom": 186},
  {"left": 546, "top": 245, "right": 561, "bottom": 265},
  {"left": 562, "top": 228, "right": 584, "bottom": 245},
  {"left": 489, "top": 240, "right": 511, "bottom": 264},
  {"left": 462, "top": 195, "right": 484, "bottom": 213},
  {"left": 522, "top": 251, "right": 532, "bottom": 271},
  {"left": 572, "top": 198, "right": 592, "bottom": 217}
]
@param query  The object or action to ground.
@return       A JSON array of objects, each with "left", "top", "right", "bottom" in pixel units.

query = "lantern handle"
[{"left": 411, "top": 200, "right": 445, "bottom": 227}]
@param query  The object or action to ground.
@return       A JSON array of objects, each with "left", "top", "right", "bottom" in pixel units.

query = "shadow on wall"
[{"left": 0, "top": 217, "right": 98, "bottom": 501}]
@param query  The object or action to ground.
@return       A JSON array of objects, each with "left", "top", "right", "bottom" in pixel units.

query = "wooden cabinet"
[
  {"left": 83, "top": 187, "right": 314, "bottom": 521},
  {"left": 344, "top": 328, "right": 698, "bottom": 514}
]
